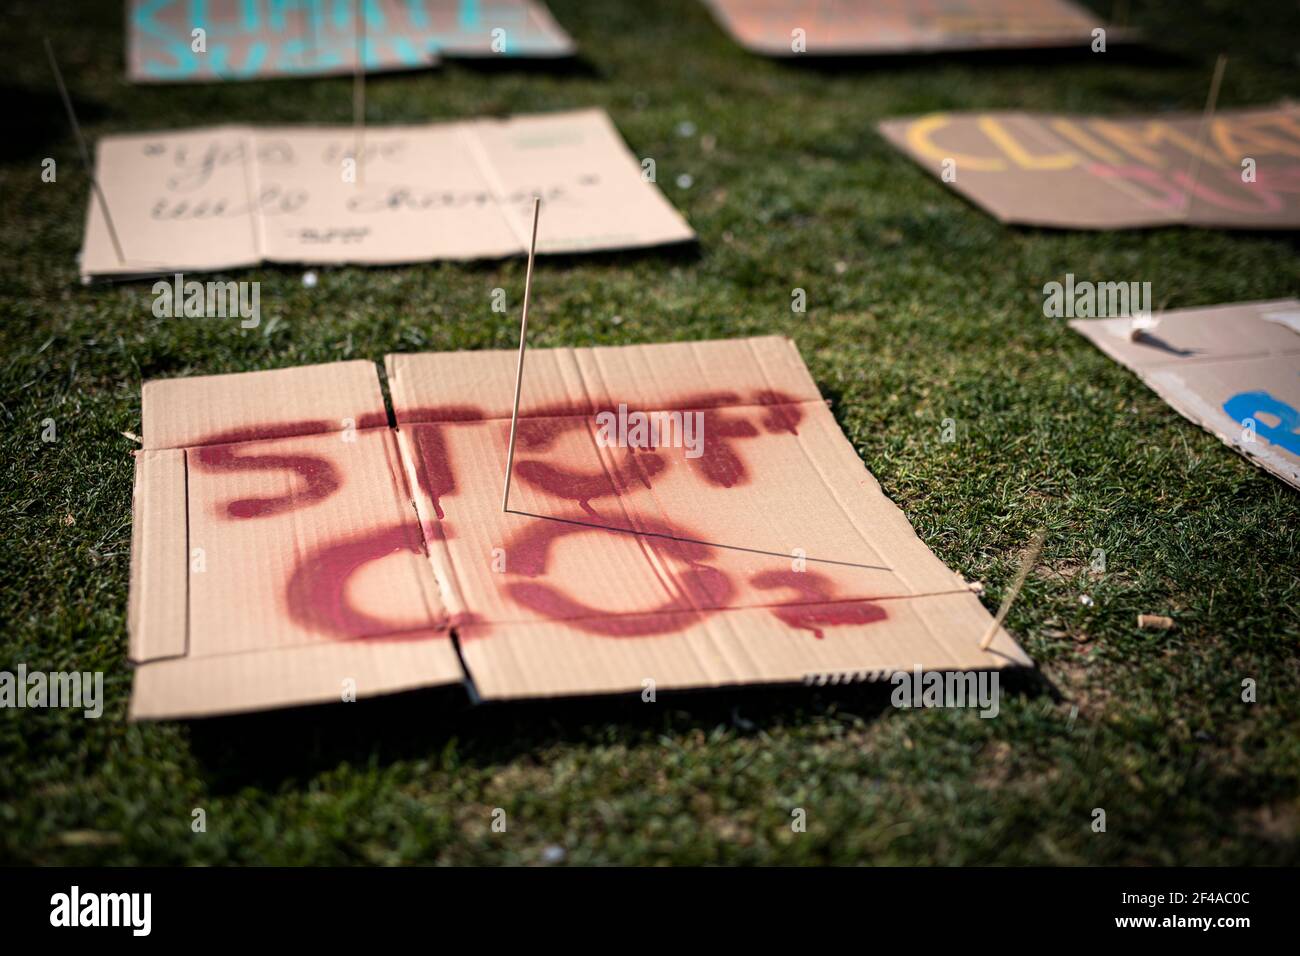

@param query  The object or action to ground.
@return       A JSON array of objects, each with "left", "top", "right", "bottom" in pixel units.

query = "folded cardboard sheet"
[
  {"left": 130, "top": 360, "right": 466, "bottom": 719},
  {"left": 80, "top": 110, "right": 694, "bottom": 279},
  {"left": 879, "top": 105, "right": 1300, "bottom": 229},
  {"left": 128, "top": 0, "right": 575, "bottom": 83},
  {"left": 129, "top": 337, "right": 1032, "bottom": 719},
  {"left": 702, "top": 0, "right": 1121, "bottom": 56},
  {"left": 1071, "top": 300, "right": 1300, "bottom": 489}
]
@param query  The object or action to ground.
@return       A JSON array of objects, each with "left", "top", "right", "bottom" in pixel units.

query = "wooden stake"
[
  {"left": 353, "top": 0, "right": 366, "bottom": 186},
  {"left": 1182, "top": 54, "right": 1227, "bottom": 220},
  {"left": 502, "top": 197, "right": 542, "bottom": 513},
  {"left": 979, "top": 528, "right": 1047, "bottom": 651},
  {"left": 45, "top": 38, "right": 125, "bottom": 265}
]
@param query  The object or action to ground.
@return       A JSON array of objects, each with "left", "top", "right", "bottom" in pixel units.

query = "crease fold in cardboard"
[{"left": 129, "top": 337, "right": 1032, "bottom": 719}]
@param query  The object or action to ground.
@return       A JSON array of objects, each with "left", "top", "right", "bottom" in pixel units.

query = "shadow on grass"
[
  {"left": 75, "top": 240, "right": 702, "bottom": 292},
  {"left": 184, "top": 664, "right": 1058, "bottom": 795},
  {"left": 872, "top": 194, "right": 1300, "bottom": 249},
  {"left": 441, "top": 52, "right": 603, "bottom": 81},
  {"left": 0, "top": 84, "right": 108, "bottom": 163}
]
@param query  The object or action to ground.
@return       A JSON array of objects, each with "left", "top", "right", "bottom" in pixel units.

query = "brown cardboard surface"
[
  {"left": 384, "top": 336, "right": 1030, "bottom": 700},
  {"left": 129, "top": 337, "right": 1032, "bottom": 718},
  {"left": 128, "top": 359, "right": 463, "bottom": 719},
  {"left": 879, "top": 105, "right": 1300, "bottom": 229},
  {"left": 703, "top": 0, "right": 1120, "bottom": 56},
  {"left": 141, "top": 359, "right": 389, "bottom": 451},
  {"left": 1071, "top": 299, "right": 1300, "bottom": 489},
  {"left": 79, "top": 110, "right": 695, "bottom": 279},
  {"left": 127, "top": 0, "right": 575, "bottom": 84}
]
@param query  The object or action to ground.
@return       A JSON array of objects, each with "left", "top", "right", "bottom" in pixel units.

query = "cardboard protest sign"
[
  {"left": 128, "top": 337, "right": 1031, "bottom": 719},
  {"left": 127, "top": 0, "right": 575, "bottom": 83},
  {"left": 79, "top": 110, "right": 695, "bottom": 280},
  {"left": 129, "top": 360, "right": 465, "bottom": 719},
  {"left": 878, "top": 105, "right": 1300, "bottom": 229},
  {"left": 1071, "top": 300, "right": 1300, "bottom": 489},
  {"left": 702, "top": 0, "right": 1119, "bottom": 56}
]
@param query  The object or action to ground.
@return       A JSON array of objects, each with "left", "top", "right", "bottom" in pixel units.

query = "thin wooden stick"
[
  {"left": 353, "top": 0, "right": 366, "bottom": 186},
  {"left": 979, "top": 528, "right": 1047, "bottom": 651},
  {"left": 1182, "top": 54, "right": 1227, "bottom": 220},
  {"left": 502, "top": 197, "right": 543, "bottom": 513},
  {"left": 45, "top": 37, "right": 125, "bottom": 265}
]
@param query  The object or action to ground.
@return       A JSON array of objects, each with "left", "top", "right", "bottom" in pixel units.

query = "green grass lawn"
[{"left": 2, "top": 0, "right": 1298, "bottom": 865}]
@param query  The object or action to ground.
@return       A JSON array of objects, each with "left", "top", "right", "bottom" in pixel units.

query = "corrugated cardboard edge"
[
  {"left": 129, "top": 634, "right": 460, "bottom": 720},
  {"left": 127, "top": 449, "right": 189, "bottom": 664},
  {"left": 460, "top": 591, "right": 1030, "bottom": 701}
]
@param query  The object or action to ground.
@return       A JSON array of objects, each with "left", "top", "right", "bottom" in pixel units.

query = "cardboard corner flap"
[
  {"left": 128, "top": 449, "right": 188, "bottom": 663},
  {"left": 130, "top": 360, "right": 462, "bottom": 720}
]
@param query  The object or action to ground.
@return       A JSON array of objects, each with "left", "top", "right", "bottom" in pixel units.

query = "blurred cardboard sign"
[
  {"left": 128, "top": 337, "right": 1031, "bottom": 719},
  {"left": 702, "top": 0, "right": 1122, "bottom": 56},
  {"left": 127, "top": 0, "right": 575, "bottom": 83},
  {"left": 879, "top": 105, "right": 1300, "bottom": 229},
  {"left": 79, "top": 110, "right": 693, "bottom": 280},
  {"left": 1072, "top": 300, "right": 1300, "bottom": 489}
]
